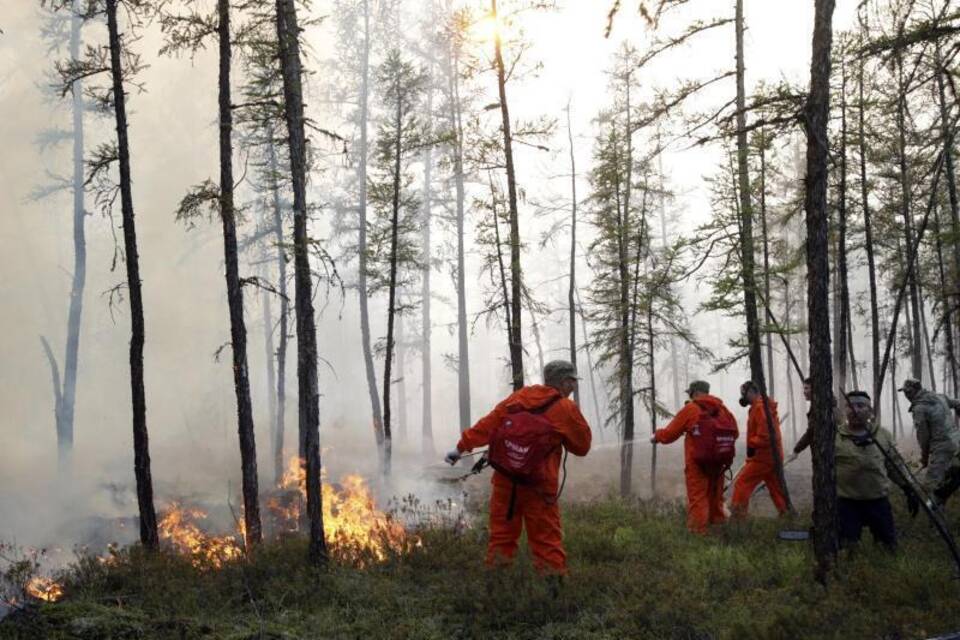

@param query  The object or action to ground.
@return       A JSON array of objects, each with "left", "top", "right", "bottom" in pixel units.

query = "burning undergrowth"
[
  {"left": 263, "top": 456, "right": 420, "bottom": 564},
  {"left": 0, "top": 457, "right": 467, "bottom": 612}
]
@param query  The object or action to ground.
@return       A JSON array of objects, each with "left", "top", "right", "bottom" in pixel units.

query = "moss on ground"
[{"left": 2, "top": 499, "right": 959, "bottom": 639}]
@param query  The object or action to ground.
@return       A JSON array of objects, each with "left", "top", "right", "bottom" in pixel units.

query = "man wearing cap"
[
  {"left": 444, "top": 360, "right": 591, "bottom": 575},
  {"left": 836, "top": 390, "right": 914, "bottom": 549},
  {"left": 650, "top": 379, "right": 739, "bottom": 534},
  {"left": 899, "top": 378, "right": 960, "bottom": 496}
]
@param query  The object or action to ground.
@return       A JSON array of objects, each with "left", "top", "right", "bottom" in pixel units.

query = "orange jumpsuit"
[
  {"left": 653, "top": 395, "right": 739, "bottom": 534},
  {"left": 730, "top": 396, "right": 788, "bottom": 516},
  {"left": 457, "top": 384, "right": 592, "bottom": 574}
]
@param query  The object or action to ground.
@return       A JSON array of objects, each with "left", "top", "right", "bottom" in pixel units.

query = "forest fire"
[
  {"left": 25, "top": 576, "right": 64, "bottom": 603},
  {"left": 267, "top": 457, "right": 414, "bottom": 563},
  {"left": 157, "top": 503, "right": 243, "bottom": 568}
]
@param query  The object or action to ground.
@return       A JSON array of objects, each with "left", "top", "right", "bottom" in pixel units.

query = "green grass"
[{"left": 3, "top": 499, "right": 960, "bottom": 639}]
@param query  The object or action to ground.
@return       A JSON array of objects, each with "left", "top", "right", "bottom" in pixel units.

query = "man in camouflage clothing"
[{"left": 900, "top": 378, "right": 960, "bottom": 502}]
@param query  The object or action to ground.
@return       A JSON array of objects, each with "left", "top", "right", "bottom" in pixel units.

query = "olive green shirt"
[{"left": 835, "top": 422, "right": 905, "bottom": 500}]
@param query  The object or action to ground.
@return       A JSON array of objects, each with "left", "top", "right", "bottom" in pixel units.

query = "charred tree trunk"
[
  {"left": 275, "top": 0, "right": 326, "bottom": 564},
  {"left": 358, "top": 0, "right": 385, "bottom": 450},
  {"left": 381, "top": 77, "right": 404, "bottom": 478},
  {"left": 106, "top": 0, "right": 158, "bottom": 550},
  {"left": 566, "top": 100, "right": 580, "bottom": 405},
  {"left": 804, "top": 0, "right": 838, "bottom": 579},
  {"left": 217, "top": 0, "right": 261, "bottom": 548},
  {"left": 492, "top": 0, "right": 523, "bottom": 390}
]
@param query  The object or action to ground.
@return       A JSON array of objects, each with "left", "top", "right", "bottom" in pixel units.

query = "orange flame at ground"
[
  {"left": 158, "top": 503, "right": 243, "bottom": 568},
  {"left": 267, "top": 457, "right": 415, "bottom": 563},
  {"left": 25, "top": 576, "right": 64, "bottom": 602}
]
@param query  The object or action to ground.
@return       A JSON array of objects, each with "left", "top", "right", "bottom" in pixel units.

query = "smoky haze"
[{"left": 0, "top": 2, "right": 861, "bottom": 550}]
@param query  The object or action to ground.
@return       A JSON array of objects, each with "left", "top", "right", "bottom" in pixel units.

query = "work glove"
[
  {"left": 746, "top": 447, "right": 756, "bottom": 458},
  {"left": 444, "top": 448, "right": 462, "bottom": 466}
]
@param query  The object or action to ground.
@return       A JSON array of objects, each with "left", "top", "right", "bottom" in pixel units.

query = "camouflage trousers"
[{"left": 928, "top": 442, "right": 960, "bottom": 504}]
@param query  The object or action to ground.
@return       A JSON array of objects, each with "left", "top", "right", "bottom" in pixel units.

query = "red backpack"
[
  {"left": 487, "top": 396, "right": 562, "bottom": 486},
  {"left": 690, "top": 400, "right": 738, "bottom": 474}
]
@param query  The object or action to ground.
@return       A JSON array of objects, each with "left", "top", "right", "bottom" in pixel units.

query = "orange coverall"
[
  {"left": 653, "top": 395, "right": 739, "bottom": 534},
  {"left": 730, "top": 396, "right": 788, "bottom": 516},
  {"left": 457, "top": 384, "right": 592, "bottom": 574}
]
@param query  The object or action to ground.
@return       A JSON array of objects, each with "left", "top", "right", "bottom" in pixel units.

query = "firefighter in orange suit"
[
  {"left": 444, "top": 360, "right": 591, "bottom": 574},
  {"left": 650, "top": 380, "right": 739, "bottom": 534},
  {"left": 730, "top": 380, "right": 789, "bottom": 517}
]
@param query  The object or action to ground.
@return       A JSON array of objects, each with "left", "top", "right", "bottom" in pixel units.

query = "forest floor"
[{"left": 2, "top": 495, "right": 960, "bottom": 640}]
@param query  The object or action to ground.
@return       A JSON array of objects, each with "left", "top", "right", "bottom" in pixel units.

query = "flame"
[
  {"left": 25, "top": 576, "right": 63, "bottom": 602},
  {"left": 266, "top": 457, "right": 415, "bottom": 563},
  {"left": 158, "top": 502, "right": 243, "bottom": 568}
]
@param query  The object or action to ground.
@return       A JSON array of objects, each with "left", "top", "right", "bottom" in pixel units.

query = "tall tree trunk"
[
  {"left": 449, "top": 40, "right": 471, "bottom": 430},
  {"left": 275, "top": 0, "right": 326, "bottom": 564},
  {"left": 895, "top": 56, "right": 923, "bottom": 381},
  {"left": 489, "top": 175, "right": 514, "bottom": 379},
  {"left": 60, "top": 0, "right": 86, "bottom": 471},
  {"left": 615, "top": 111, "right": 634, "bottom": 498},
  {"left": 420, "top": 56, "right": 435, "bottom": 456},
  {"left": 735, "top": 0, "right": 763, "bottom": 385},
  {"left": 491, "top": 0, "right": 523, "bottom": 390},
  {"left": 804, "top": 0, "right": 838, "bottom": 579},
  {"left": 936, "top": 47, "right": 960, "bottom": 394},
  {"left": 858, "top": 38, "right": 881, "bottom": 417},
  {"left": 358, "top": 0, "right": 384, "bottom": 450},
  {"left": 836, "top": 59, "right": 850, "bottom": 396},
  {"left": 382, "top": 78, "right": 404, "bottom": 478},
  {"left": 736, "top": 0, "right": 791, "bottom": 512},
  {"left": 918, "top": 283, "right": 938, "bottom": 393},
  {"left": 647, "top": 301, "right": 657, "bottom": 497},
  {"left": 759, "top": 132, "right": 774, "bottom": 398},
  {"left": 217, "top": 0, "right": 261, "bottom": 548},
  {"left": 934, "top": 203, "right": 958, "bottom": 395},
  {"left": 566, "top": 100, "right": 580, "bottom": 405},
  {"left": 106, "top": 0, "right": 158, "bottom": 550},
  {"left": 891, "top": 337, "right": 900, "bottom": 438},
  {"left": 268, "top": 138, "right": 289, "bottom": 485}
]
